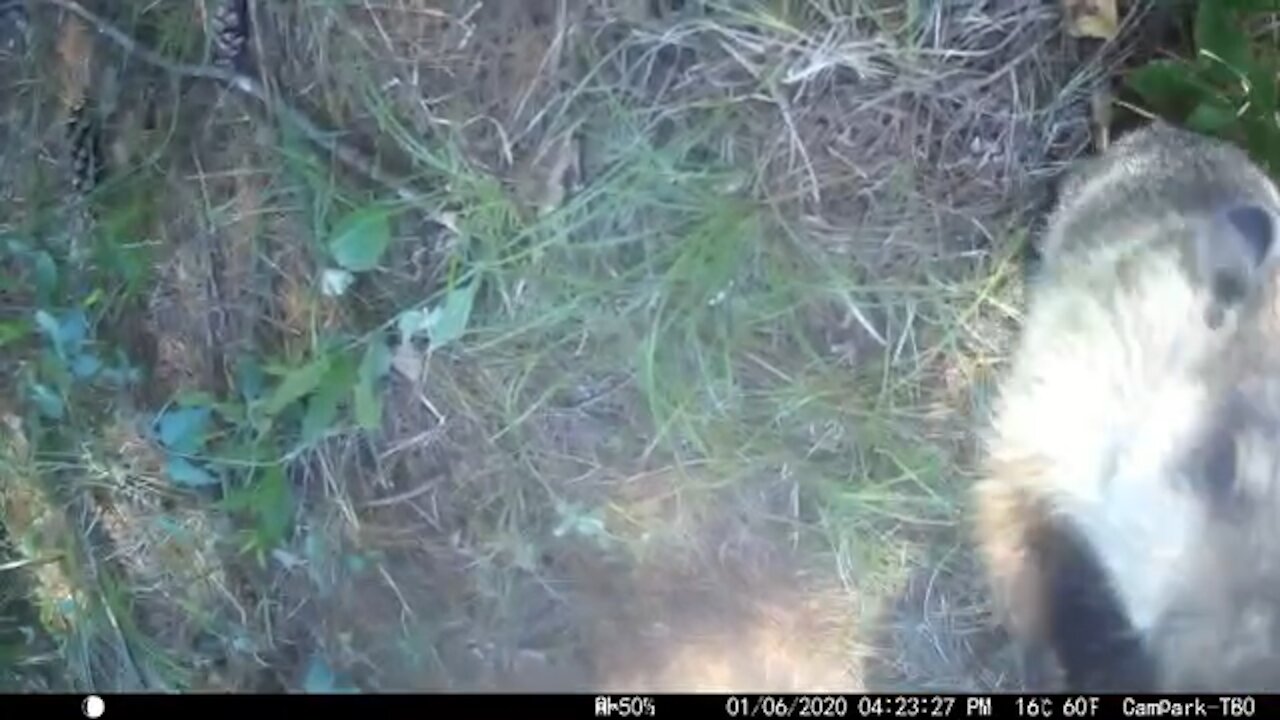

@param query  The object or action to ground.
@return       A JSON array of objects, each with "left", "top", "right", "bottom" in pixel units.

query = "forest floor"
[{"left": 0, "top": 0, "right": 1148, "bottom": 692}]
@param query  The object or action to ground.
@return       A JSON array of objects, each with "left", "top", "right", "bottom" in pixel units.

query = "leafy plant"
[
  {"left": 155, "top": 403, "right": 220, "bottom": 488},
  {"left": 329, "top": 206, "right": 394, "bottom": 273},
  {"left": 394, "top": 280, "right": 479, "bottom": 351},
  {"left": 354, "top": 339, "right": 391, "bottom": 431},
  {"left": 219, "top": 465, "right": 294, "bottom": 561},
  {"left": 301, "top": 653, "right": 358, "bottom": 694},
  {"left": 1125, "top": 0, "right": 1280, "bottom": 174}
]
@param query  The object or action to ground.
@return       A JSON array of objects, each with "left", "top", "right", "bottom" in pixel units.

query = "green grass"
[{"left": 0, "top": 0, "right": 1075, "bottom": 692}]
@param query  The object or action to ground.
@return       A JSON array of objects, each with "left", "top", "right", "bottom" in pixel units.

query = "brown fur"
[
  {"left": 971, "top": 459, "right": 1064, "bottom": 688},
  {"left": 973, "top": 123, "right": 1280, "bottom": 692}
]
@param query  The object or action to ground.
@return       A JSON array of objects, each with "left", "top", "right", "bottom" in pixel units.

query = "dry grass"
[{"left": 0, "top": 0, "right": 1156, "bottom": 692}]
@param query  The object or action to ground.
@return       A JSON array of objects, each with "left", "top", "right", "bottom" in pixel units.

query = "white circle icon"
[{"left": 82, "top": 695, "right": 105, "bottom": 719}]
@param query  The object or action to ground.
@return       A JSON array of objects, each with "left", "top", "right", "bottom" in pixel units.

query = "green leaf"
[
  {"left": 0, "top": 236, "right": 22, "bottom": 257},
  {"left": 302, "top": 654, "right": 358, "bottom": 693},
  {"left": 426, "top": 281, "right": 479, "bottom": 349},
  {"left": 32, "top": 310, "right": 60, "bottom": 353},
  {"left": 34, "top": 309, "right": 88, "bottom": 361},
  {"left": 329, "top": 207, "right": 393, "bottom": 273},
  {"left": 301, "top": 355, "right": 358, "bottom": 444},
  {"left": 396, "top": 308, "right": 429, "bottom": 342},
  {"left": 61, "top": 310, "right": 88, "bottom": 350},
  {"left": 234, "top": 356, "right": 266, "bottom": 403},
  {"left": 166, "top": 457, "right": 220, "bottom": 488},
  {"left": 29, "top": 383, "right": 63, "bottom": 420},
  {"left": 32, "top": 251, "right": 57, "bottom": 305},
  {"left": 1125, "top": 60, "right": 1217, "bottom": 120},
  {"left": 1247, "top": 61, "right": 1278, "bottom": 115},
  {"left": 70, "top": 354, "right": 101, "bottom": 379},
  {"left": 354, "top": 340, "right": 392, "bottom": 431},
  {"left": 1241, "top": 114, "right": 1280, "bottom": 178},
  {"left": 1196, "top": 1, "right": 1251, "bottom": 84},
  {"left": 223, "top": 465, "right": 294, "bottom": 554},
  {"left": 218, "top": 481, "right": 257, "bottom": 513},
  {"left": 253, "top": 465, "right": 294, "bottom": 550},
  {"left": 0, "top": 320, "right": 29, "bottom": 347},
  {"left": 1224, "top": 0, "right": 1280, "bottom": 11},
  {"left": 303, "top": 655, "right": 336, "bottom": 693},
  {"left": 1186, "top": 100, "right": 1240, "bottom": 135},
  {"left": 263, "top": 356, "right": 332, "bottom": 417},
  {"left": 33, "top": 310, "right": 59, "bottom": 345},
  {"left": 157, "top": 406, "right": 212, "bottom": 454}
]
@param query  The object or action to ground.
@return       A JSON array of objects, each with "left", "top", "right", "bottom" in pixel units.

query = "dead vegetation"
[{"left": 0, "top": 0, "right": 1153, "bottom": 692}]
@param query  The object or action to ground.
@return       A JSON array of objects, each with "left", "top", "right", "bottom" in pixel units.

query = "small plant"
[{"left": 1125, "top": 0, "right": 1280, "bottom": 174}]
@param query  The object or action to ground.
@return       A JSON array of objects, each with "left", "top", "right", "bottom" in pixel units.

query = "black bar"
[{"left": 4, "top": 693, "right": 1276, "bottom": 718}]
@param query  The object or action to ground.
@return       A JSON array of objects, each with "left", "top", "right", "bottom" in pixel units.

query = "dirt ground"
[{"left": 0, "top": 0, "right": 1154, "bottom": 693}]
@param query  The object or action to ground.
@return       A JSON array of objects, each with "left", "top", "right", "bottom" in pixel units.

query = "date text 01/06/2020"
[
  {"left": 591, "top": 695, "right": 1262, "bottom": 718},
  {"left": 722, "top": 695, "right": 983, "bottom": 718}
]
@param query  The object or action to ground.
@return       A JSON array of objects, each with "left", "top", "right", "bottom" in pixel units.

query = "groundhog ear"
[{"left": 1199, "top": 204, "right": 1277, "bottom": 310}]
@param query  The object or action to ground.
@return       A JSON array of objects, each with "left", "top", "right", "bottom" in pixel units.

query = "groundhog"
[{"left": 973, "top": 122, "right": 1280, "bottom": 692}]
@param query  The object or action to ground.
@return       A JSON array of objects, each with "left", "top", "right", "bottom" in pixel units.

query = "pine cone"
[
  {"left": 211, "top": 0, "right": 249, "bottom": 69},
  {"left": 67, "top": 101, "right": 104, "bottom": 194}
]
